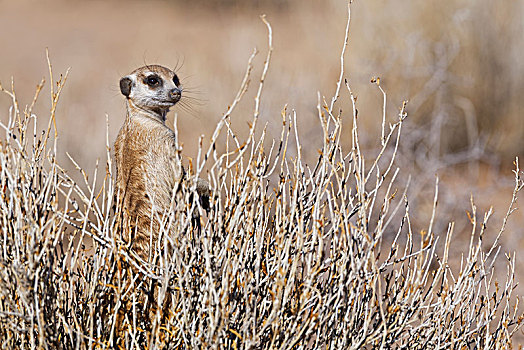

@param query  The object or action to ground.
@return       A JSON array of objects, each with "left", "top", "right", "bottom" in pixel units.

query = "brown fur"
[{"left": 114, "top": 65, "right": 186, "bottom": 261}]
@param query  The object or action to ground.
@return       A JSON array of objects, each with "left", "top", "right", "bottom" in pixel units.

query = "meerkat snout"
[{"left": 169, "top": 88, "right": 182, "bottom": 102}]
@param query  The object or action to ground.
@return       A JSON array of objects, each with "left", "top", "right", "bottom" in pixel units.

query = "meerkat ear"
[{"left": 119, "top": 76, "right": 133, "bottom": 97}]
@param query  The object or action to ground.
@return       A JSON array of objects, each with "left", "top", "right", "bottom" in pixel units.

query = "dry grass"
[{"left": 0, "top": 4, "right": 523, "bottom": 348}]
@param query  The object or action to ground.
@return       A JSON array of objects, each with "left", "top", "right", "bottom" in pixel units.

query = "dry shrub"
[
  {"left": 350, "top": 0, "right": 524, "bottom": 161},
  {"left": 0, "top": 6, "right": 523, "bottom": 349}
]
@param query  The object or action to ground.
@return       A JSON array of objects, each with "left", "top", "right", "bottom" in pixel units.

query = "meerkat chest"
[
  {"left": 136, "top": 121, "right": 179, "bottom": 160},
  {"left": 117, "top": 118, "right": 183, "bottom": 195}
]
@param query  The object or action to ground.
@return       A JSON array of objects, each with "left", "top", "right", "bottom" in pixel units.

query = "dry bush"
[
  {"left": 350, "top": 0, "right": 524, "bottom": 161},
  {"left": 0, "top": 6, "right": 523, "bottom": 349}
]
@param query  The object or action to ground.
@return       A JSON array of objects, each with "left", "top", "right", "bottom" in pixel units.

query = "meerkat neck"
[{"left": 126, "top": 100, "right": 167, "bottom": 123}]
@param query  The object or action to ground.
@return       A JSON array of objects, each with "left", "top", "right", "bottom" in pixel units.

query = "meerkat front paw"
[{"left": 196, "top": 177, "right": 211, "bottom": 212}]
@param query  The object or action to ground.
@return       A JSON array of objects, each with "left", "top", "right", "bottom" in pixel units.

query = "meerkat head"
[{"left": 120, "top": 65, "right": 182, "bottom": 115}]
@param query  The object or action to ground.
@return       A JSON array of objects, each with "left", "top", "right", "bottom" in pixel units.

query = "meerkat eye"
[
  {"left": 172, "top": 74, "right": 180, "bottom": 86},
  {"left": 146, "top": 75, "right": 160, "bottom": 87}
]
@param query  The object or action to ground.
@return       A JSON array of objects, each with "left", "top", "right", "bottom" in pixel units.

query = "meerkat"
[{"left": 114, "top": 65, "right": 208, "bottom": 261}]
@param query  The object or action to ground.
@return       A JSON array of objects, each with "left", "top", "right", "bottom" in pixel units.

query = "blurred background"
[{"left": 1, "top": 0, "right": 524, "bottom": 290}]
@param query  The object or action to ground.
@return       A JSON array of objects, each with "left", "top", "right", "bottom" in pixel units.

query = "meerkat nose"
[{"left": 169, "top": 88, "right": 182, "bottom": 102}]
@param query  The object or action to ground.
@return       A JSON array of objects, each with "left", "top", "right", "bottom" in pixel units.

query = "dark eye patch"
[
  {"left": 173, "top": 74, "right": 180, "bottom": 86},
  {"left": 145, "top": 75, "right": 161, "bottom": 87}
]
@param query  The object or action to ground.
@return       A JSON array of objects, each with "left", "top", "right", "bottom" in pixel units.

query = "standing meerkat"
[{"left": 114, "top": 65, "right": 208, "bottom": 261}]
